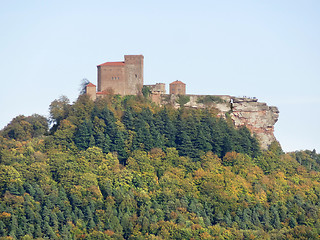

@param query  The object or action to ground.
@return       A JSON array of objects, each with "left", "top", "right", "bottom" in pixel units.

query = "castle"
[
  {"left": 86, "top": 55, "right": 279, "bottom": 149},
  {"left": 86, "top": 55, "right": 185, "bottom": 101}
]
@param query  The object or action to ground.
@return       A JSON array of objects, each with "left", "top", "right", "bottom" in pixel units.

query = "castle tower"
[
  {"left": 124, "top": 55, "right": 144, "bottom": 95},
  {"left": 85, "top": 83, "right": 97, "bottom": 101},
  {"left": 169, "top": 80, "right": 186, "bottom": 95}
]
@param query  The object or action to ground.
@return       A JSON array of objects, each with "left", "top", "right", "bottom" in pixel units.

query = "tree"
[
  {"left": 0, "top": 165, "right": 23, "bottom": 194},
  {"left": 121, "top": 213, "right": 133, "bottom": 239},
  {"left": 1, "top": 114, "right": 48, "bottom": 141},
  {"left": 49, "top": 96, "right": 70, "bottom": 126},
  {"left": 176, "top": 131, "right": 195, "bottom": 158},
  {"left": 95, "top": 132, "right": 111, "bottom": 153},
  {"left": 9, "top": 214, "right": 18, "bottom": 239},
  {"left": 0, "top": 220, "right": 7, "bottom": 236},
  {"left": 176, "top": 95, "right": 190, "bottom": 107},
  {"left": 74, "top": 120, "right": 94, "bottom": 150},
  {"left": 80, "top": 78, "right": 90, "bottom": 95},
  {"left": 142, "top": 86, "right": 151, "bottom": 98},
  {"left": 111, "top": 131, "right": 127, "bottom": 162}
]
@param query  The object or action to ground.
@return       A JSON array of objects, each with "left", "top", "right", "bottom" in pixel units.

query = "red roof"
[
  {"left": 170, "top": 80, "right": 185, "bottom": 85},
  {"left": 86, "top": 83, "right": 96, "bottom": 87},
  {"left": 98, "top": 61, "right": 125, "bottom": 67},
  {"left": 96, "top": 91, "right": 108, "bottom": 95}
]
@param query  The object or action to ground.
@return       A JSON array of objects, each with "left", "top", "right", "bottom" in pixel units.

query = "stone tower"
[
  {"left": 124, "top": 55, "right": 144, "bottom": 95},
  {"left": 85, "top": 83, "right": 97, "bottom": 101},
  {"left": 97, "top": 55, "right": 144, "bottom": 95}
]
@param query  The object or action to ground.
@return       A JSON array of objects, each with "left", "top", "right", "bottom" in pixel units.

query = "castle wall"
[{"left": 150, "top": 92, "right": 162, "bottom": 104}]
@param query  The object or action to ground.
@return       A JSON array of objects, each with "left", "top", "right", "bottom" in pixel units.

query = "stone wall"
[{"left": 160, "top": 94, "right": 279, "bottom": 150}]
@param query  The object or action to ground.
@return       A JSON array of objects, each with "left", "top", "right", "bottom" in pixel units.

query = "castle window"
[{"left": 135, "top": 74, "right": 137, "bottom": 78}]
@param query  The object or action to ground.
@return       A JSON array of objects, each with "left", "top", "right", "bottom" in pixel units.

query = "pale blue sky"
[{"left": 0, "top": 0, "right": 319, "bottom": 152}]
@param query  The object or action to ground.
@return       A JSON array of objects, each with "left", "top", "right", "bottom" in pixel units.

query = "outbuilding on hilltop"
[{"left": 169, "top": 80, "right": 186, "bottom": 95}]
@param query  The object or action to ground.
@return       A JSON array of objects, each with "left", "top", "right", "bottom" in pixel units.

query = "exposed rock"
[
  {"left": 230, "top": 97, "right": 279, "bottom": 150},
  {"left": 160, "top": 94, "right": 279, "bottom": 150}
]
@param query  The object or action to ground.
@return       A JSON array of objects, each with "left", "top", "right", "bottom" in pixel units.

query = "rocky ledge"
[{"left": 161, "top": 95, "right": 279, "bottom": 150}]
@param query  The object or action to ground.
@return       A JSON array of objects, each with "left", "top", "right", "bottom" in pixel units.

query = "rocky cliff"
[{"left": 160, "top": 94, "right": 279, "bottom": 150}]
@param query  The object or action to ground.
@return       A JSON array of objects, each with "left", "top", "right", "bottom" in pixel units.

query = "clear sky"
[{"left": 0, "top": 0, "right": 319, "bottom": 152}]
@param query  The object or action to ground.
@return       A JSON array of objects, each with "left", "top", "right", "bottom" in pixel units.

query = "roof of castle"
[
  {"left": 96, "top": 91, "right": 108, "bottom": 95},
  {"left": 97, "top": 61, "right": 125, "bottom": 67},
  {"left": 86, "top": 83, "right": 96, "bottom": 87},
  {"left": 170, "top": 80, "right": 186, "bottom": 85}
]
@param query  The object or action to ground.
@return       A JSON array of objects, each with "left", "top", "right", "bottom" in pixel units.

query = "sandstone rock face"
[
  {"left": 230, "top": 98, "right": 279, "bottom": 150},
  {"left": 160, "top": 94, "right": 279, "bottom": 150}
]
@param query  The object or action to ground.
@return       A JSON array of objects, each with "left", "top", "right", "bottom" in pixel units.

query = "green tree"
[
  {"left": 0, "top": 165, "right": 23, "bottom": 194},
  {"left": 49, "top": 95, "right": 70, "bottom": 126},
  {"left": 0, "top": 220, "right": 7, "bottom": 237},
  {"left": 74, "top": 120, "right": 94, "bottom": 150},
  {"left": 176, "top": 95, "right": 190, "bottom": 107}
]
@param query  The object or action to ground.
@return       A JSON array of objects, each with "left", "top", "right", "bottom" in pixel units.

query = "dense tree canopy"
[{"left": 0, "top": 94, "right": 319, "bottom": 239}]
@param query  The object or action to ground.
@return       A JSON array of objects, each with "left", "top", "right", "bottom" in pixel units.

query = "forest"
[{"left": 0, "top": 94, "right": 320, "bottom": 239}]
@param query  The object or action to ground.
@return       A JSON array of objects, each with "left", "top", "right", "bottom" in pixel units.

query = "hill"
[{"left": 0, "top": 94, "right": 320, "bottom": 239}]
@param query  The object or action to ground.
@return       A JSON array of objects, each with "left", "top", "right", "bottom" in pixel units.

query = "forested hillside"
[{"left": 0, "top": 94, "right": 320, "bottom": 239}]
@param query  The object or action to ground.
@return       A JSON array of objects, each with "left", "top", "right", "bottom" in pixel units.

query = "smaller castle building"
[
  {"left": 169, "top": 80, "right": 186, "bottom": 95},
  {"left": 144, "top": 83, "right": 166, "bottom": 94},
  {"left": 86, "top": 83, "right": 97, "bottom": 101}
]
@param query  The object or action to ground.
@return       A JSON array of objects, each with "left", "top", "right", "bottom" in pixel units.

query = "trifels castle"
[{"left": 86, "top": 55, "right": 279, "bottom": 150}]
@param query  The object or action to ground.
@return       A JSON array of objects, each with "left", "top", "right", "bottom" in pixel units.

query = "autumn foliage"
[{"left": 0, "top": 94, "right": 319, "bottom": 239}]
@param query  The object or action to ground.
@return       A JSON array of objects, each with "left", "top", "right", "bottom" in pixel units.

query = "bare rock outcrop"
[
  {"left": 160, "top": 94, "right": 279, "bottom": 150},
  {"left": 230, "top": 98, "right": 279, "bottom": 149}
]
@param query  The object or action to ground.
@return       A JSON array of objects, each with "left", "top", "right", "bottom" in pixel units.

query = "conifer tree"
[
  {"left": 123, "top": 109, "right": 135, "bottom": 131},
  {"left": 0, "top": 220, "right": 6, "bottom": 237},
  {"left": 111, "top": 131, "right": 127, "bottom": 162},
  {"left": 95, "top": 131, "right": 111, "bottom": 153},
  {"left": 176, "top": 131, "right": 195, "bottom": 158},
  {"left": 74, "top": 120, "right": 94, "bottom": 150},
  {"left": 9, "top": 214, "right": 18, "bottom": 239}
]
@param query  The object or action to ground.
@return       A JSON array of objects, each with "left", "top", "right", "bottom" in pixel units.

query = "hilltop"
[
  {"left": 0, "top": 94, "right": 320, "bottom": 239},
  {"left": 85, "top": 55, "right": 279, "bottom": 150}
]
